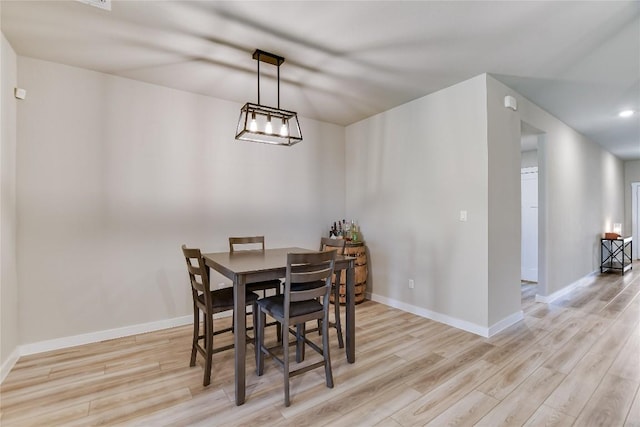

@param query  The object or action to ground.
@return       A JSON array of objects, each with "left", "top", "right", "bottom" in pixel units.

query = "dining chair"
[
  {"left": 287, "top": 238, "right": 345, "bottom": 358},
  {"left": 316, "top": 237, "right": 346, "bottom": 348},
  {"left": 182, "top": 244, "right": 259, "bottom": 387},
  {"left": 255, "top": 250, "right": 336, "bottom": 407},
  {"left": 229, "top": 236, "right": 283, "bottom": 297},
  {"left": 229, "top": 236, "right": 283, "bottom": 341}
]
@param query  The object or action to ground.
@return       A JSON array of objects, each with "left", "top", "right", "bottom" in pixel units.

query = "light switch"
[{"left": 459, "top": 210, "right": 468, "bottom": 222}]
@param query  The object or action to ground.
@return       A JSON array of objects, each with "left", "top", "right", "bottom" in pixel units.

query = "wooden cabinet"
[{"left": 331, "top": 242, "right": 367, "bottom": 304}]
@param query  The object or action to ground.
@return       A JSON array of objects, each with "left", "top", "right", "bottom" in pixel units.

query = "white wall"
[
  {"left": 347, "top": 72, "right": 625, "bottom": 331},
  {"left": 16, "top": 57, "right": 345, "bottom": 345},
  {"left": 624, "top": 160, "right": 640, "bottom": 241},
  {"left": 1, "top": 33, "right": 19, "bottom": 376},
  {"left": 487, "top": 76, "right": 624, "bottom": 297},
  {"left": 346, "top": 74, "right": 495, "bottom": 331},
  {"left": 486, "top": 77, "right": 522, "bottom": 326}
]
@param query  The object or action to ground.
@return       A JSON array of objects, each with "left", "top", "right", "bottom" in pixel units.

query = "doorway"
[
  {"left": 633, "top": 182, "right": 639, "bottom": 260},
  {"left": 520, "top": 122, "right": 544, "bottom": 294},
  {"left": 521, "top": 167, "right": 538, "bottom": 281}
]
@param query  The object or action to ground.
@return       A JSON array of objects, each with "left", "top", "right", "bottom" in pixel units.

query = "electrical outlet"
[
  {"left": 409, "top": 279, "right": 415, "bottom": 289},
  {"left": 459, "top": 210, "right": 468, "bottom": 222}
]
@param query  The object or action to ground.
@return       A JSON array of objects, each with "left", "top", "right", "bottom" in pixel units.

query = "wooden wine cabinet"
[{"left": 331, "top": 241, "right": 367, "bottom": 305}]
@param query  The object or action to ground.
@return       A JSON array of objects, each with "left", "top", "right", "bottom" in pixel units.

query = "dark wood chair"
[
  {"left": 318, "top": 237, "right": 346, "bottom": 348},
  {"left": 229, "top": 236, "right": 283, "bottom": 297},
  {"left": 229, "top": 236, "right": 283, "bottom": 341},
  {"left": 182, "top": 244, "right": 259, "bottom": 387},
  {"left": 255, "top": 250, "right": 336, "bottom": 407},
  {"left": 288, "top": 238, "right": 345, "bottom": 354}
]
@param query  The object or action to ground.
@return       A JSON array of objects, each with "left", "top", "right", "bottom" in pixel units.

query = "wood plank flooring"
[{"left": 1, "top": 263, "right": 639, "bottom": 426}]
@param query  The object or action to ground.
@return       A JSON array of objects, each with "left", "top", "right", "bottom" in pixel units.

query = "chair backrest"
[
  {"left": 182, "top": 245, "right": 212, "bottom": 308},
  {"left": 319, "top": 237, "right": 346, "bottom": 255},
  {"left": 229, "top": 236, "right": 266, "bottom": 252},
  {"left": 284, "top": 251, "right": 336, "bottom": 316}
]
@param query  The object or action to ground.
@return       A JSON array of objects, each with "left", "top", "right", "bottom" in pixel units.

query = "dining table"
[{"left": 202, "top": 246, "right": 356, "bottom": 406}]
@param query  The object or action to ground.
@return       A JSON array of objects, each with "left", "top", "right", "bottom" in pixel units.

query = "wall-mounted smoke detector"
[
  {"left": 76, "top": 0, "right": 111, "bottom": 11},
  {"left": 504, "top": 95, "right": 518, "bottom": 111}
]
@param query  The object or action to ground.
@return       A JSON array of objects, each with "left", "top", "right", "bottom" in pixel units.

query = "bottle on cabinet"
[
  {"left": 329, "top": 219, "right": 360, "bottom": 241},
  {"left": 351, "top": 220, "right": 359, "bottom": 242}
]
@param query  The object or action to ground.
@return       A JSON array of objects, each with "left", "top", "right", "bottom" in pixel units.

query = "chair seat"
[
  {"left": 257, "top": 295, "right": 323, "bottom": 318},
  {"left": 198, "top": 287, "right": 259, "bottom": 309}
]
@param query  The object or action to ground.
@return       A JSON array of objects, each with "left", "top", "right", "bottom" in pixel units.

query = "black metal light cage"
[
  {"left": 235, "top": 50, "right": 303, "bottom": 146},
  {"left": 236, "top": 103, "right": 302, "bottom": 146}
]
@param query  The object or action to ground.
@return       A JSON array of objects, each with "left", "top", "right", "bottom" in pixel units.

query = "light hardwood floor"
[{"left": 2, "top": 263, "right": 639, "bottom": 426}]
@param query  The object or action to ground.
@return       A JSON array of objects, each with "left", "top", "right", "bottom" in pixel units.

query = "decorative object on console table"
[
  {"left": 331, "top": 241, "right": 367, "bottom": 305},
  {"left": 613, "top": 223, "right": 622, "bottom": 235},
  {"left": 605, "top": 223, "right": 623, "bottom": 239}
]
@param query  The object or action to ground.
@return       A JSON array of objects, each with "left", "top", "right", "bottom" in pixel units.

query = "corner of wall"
[
  {"left": 485, "top": 76, "right": 523, "bottom": 326},
  {"left": 1, "top": 33, "right": 20, "bottom": 376}
]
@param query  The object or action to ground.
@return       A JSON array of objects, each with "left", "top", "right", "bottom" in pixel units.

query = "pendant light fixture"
[{"left": 235, "top": 49, "right": 302, "bottom": 146}]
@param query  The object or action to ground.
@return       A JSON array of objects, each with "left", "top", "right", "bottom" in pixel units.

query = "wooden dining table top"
[{"left": 204, "top": 246, "right": 355, "bottom": 278}]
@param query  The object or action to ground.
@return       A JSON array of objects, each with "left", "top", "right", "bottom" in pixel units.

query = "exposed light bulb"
[
  {"left": 265, "top": 115, "right": 273, "bottom": 134},
  {"left": 280, "top": 119, "right": 288, "bottom": 137},
  {"left": 619, "top": 110, "right": 635, "bottom": 118},
  {"left": 249, "top": 113, "right": 257, "bottom": 132}
]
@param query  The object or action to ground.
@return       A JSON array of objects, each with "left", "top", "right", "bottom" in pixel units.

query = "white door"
[{"left": 521, "top": 167, "right": 538, "bottom": 282}]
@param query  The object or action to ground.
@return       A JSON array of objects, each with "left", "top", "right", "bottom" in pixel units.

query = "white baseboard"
[
  {"left": 488, "top": 310, "right": 524, "bottom": 336},
  {"left": 366, "top": 292, "right": 522, "bottom": 338},
  {"left": 535, "top": 269, "right": 599, "bottom": 304},
  {"left": 0, "top": 347, "right": 21, "bottom": 384},
  {"left": 19, "top": 315, "right": 193, "bottom": 356}
]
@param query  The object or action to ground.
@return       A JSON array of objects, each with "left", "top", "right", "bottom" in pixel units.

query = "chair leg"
[
  {"left": 190, "top": 304, "right": 198, "bottom": 367},
  {"left": 252, "top": 301, "right": 259, "bottom": 371},
  {"left": 203, "top": 313, "right": 213, "bottom": 387},
  {"left": 322, "top": 313, "right": 334, "bottom": 389},
  {"left": 256, "top": 309, "right": 266, "bottom": 376},
  {"left": 334, "top": 284, "right": 344, "bottom": 349},
  {"left": 284, "top": 320, "right": 290, "bottom": 407},
  {"left": 295, "top": 323, "right": 305, "bottom": 363},
  {"left": 276, "top": 286, "right": 283, "bottom": 343},
  {"left": 317, "top": 283, "right": 334, "bottom": 336}
]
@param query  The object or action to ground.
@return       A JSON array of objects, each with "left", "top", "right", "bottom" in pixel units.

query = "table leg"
[
  {"left": 233, "top": 275, "right": 246, "bottom": 405},
  {"left": 345, "top": 260, "right": 355, "bottom": 363}
]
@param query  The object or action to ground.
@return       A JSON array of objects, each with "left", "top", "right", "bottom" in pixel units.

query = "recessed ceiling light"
[{"left": 619, "top": 110, "right": 635, "bottom": 118}]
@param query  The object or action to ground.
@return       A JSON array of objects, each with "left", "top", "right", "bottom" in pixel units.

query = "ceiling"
[{"left": 2, "top": 1, "right": 639, "bottom": 159}]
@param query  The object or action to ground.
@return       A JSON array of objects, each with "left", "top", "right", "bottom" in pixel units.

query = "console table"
[{"left": 600, "top": 236, "right": 633, "bottom": 275}]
